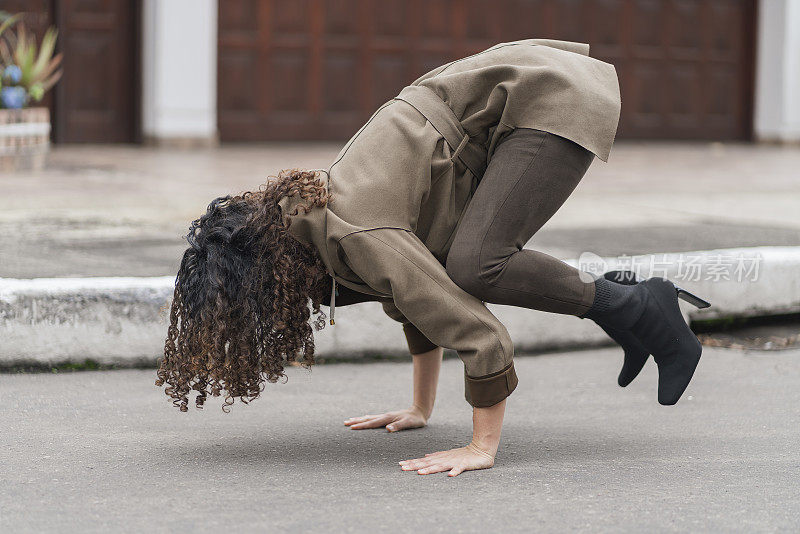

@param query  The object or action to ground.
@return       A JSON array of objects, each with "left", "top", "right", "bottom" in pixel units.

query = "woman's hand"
[
  {"left": 344, "top": 406, "right": 428, "bottom": 432},
  {"left": 344, "top": 348, "right": 442, "bottom": 433},
  {"left": 399, "top": 442, "right": 495, "bottom": 477},
  {"left": 399, "top": 399, "right": 506, "bottom": 477}
]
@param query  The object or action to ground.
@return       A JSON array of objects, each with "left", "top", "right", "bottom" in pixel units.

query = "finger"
[
  {"left": 387, "top": 417, "right": 414, "bottom": 432},
  {"left": 399, "top": 455, "right": 432, "bottom": 466},
  {"left": 345, "top": 415, "right": 375, "bottom": 422},
  {"left": 349, "top": 416, "right": 391, "bottom": 430},
  {"left": 347, "top": 418, "right": 378, "bottom": 429},
  {"left": 400, "top": 461, "right": 424, "bottom": 471},
  {"left": 424, "top": 450, "right": 448, "bottom": 457},
  {"left": 418, "top": 464, "right": 449, "bottom": 475},
  {"left": 343, "top": 415, "right": 375, "bottom": 425},
  {"left": 448, "top": 466, "right": 465, "bottom": 477},
  {"left": 399, "top": 458, "right": 435, "bottom": 470},
  {"left": 399, "top": 456, "right": 426, "bottom": 465}
]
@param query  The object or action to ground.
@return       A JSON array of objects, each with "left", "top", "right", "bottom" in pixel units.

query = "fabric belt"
[{"left": 394, "top": 85, "right": 488, "bottom": 181}]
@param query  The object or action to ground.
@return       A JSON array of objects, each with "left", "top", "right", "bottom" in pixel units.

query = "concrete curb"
[{"left": 2, "top": 247, "right": 798, "bottom": 367}]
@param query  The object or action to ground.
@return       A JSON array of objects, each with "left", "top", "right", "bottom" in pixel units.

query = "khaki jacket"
[{"left": 279, "top": 39, "right": 621, "bottom": 407}]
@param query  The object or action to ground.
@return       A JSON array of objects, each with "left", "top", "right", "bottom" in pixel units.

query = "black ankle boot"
[
  {"left": 584, "top": 276, "right": 709, "bottom": 405},
  {"left": 594, "top": 271, "right": 650, "bottom": 387}
]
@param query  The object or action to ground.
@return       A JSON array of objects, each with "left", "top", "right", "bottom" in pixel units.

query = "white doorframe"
[{"left": 141, "top": 0, "right": 218, "bottom": 146}]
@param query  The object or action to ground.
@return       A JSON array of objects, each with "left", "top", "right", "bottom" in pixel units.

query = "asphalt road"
[{"left": 3, "top": 346, "right": 799, "bottom": 533}]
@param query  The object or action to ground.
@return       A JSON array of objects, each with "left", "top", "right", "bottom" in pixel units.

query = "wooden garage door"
[{"left": 218, "top": 0, "right": 756, "bottom": 141}]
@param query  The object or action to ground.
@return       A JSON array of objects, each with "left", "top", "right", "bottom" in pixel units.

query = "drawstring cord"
[{"left": 329, "top": 276, "right": 337, "bottom": 325}]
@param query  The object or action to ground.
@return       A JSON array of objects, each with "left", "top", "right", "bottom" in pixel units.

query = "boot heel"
[{"left": 675, "top": 287, "right": 711, "bottom": 309}]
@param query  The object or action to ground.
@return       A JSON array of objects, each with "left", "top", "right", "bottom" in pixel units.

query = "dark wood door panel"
[
  {"left": 218, "top": 0, "right": 756, "bottom": 141},
  {"left": 55, "top": 0, "right": 139, "bottom": 143}
]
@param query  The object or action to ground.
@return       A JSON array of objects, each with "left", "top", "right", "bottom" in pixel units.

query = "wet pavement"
[{"left": 3, "top": 141, "right": 800, "bottom": 278}]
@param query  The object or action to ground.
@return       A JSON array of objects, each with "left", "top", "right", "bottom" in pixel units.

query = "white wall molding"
[
  {"left": 141, "top": 0, "right": 218, "bottom": 145},
  {"left": 754, "top": 0, "right": 800, "bottom": 143}
]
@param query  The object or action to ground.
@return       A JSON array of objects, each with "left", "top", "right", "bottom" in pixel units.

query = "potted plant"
[{"left": 0, "top": 12, "right": 62, "bottom": 171}]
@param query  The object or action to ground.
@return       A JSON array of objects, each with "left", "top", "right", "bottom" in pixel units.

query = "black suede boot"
[
  {"left": 594, "top": 271, "right": 650, "bottom": 387},
  {"left": 582, "top": 276, "right": 709, "bottom": 405}
]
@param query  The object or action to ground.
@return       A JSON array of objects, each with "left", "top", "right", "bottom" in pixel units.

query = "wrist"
[
  {"left": 471, "top": 398, "right": 505, "bottom": 457},
  {"left": 410, "top": 404, "right": 432, "bottom": 420},
  {"left": 466, "top": 441, "right": 496, "bottom": 461},
  {"left": 469, "top": 436, "right": 500, "bottom": 457}
]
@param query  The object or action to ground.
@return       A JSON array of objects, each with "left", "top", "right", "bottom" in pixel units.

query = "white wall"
[
  {"left": 754, "top": 0, "right": 800, "bottom": 142},
  {"left": 141, "top": 0, "right": 218, "bottom": 144}
]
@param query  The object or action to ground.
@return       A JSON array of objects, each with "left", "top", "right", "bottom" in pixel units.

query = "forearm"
[
  {"left": 411, "top": 347, "right": 442, "bottom": 419},
  {"left": 470, "top": 398, "right": 506, "bottom": 457}
]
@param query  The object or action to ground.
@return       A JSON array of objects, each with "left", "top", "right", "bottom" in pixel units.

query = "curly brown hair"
[{"left": 156, "top": 169, "right": 332, "bottom": 412}]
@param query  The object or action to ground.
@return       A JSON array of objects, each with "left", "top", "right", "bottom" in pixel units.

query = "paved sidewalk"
[
  {"left": 2, "top": 141, "right": 800, "bottom": 278},
  {"left": 2, "top": 346, "right": 798, "bottom": 532}
]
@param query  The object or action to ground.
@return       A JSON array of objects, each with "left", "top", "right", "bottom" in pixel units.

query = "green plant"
[
  {"left": 0, "top": 14, "right": 62, "bottom": 108},
  {"left": 0, "top": 11, "right": 22, "bottom": 39}
]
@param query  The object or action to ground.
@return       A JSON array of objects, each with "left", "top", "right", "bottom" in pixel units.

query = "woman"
[{"left": 156, "top": 39, "right": 709, "bottom": 477}]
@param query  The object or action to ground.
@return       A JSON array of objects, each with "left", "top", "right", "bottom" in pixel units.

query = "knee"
[{"left": 445, "top": 244, "right": 494, "bottom": 301}]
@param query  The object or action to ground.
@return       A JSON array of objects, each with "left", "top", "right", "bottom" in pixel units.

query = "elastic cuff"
[
  {"left": 464, "top": 362, "right": 518, "bottom": 408},
  {"left": 403, "top": 324, "right": 438, "bottom": 355},
  {"left": 587, "top": 277, "right": 614, "bottom": 314}
]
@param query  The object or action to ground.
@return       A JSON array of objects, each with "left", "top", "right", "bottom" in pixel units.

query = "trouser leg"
[{"left": 445, "top": 128, "right": 596, "bottom": 316}]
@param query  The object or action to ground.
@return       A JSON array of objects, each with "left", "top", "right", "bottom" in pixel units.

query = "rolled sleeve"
[
  {"left": 381, "top": 300, "right": 439, "bottom": 355},
  {"left": 464, "top": 362, "right": 519, "bottom": 408},
  {"left": 339, "top": 228, "right": 516, "bottom": 407},
  {"left": 403, "top": 324, "right": 439, "bottom": 355}
]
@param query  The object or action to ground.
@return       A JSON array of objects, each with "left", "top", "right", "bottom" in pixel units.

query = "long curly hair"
[{"left": 156, "top": 169, "right": 332, "bottom": 412}]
